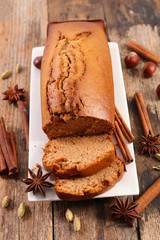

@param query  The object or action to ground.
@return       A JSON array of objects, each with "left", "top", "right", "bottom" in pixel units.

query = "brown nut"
[
  {"left": 125, "top": 52, "right": 139, "bottom": 68},
  {"left": 156, "top": 84, "right": 160, "bottom": 99},
  {"left": 143, "top": 62, "right": 157, "bottom": 78},
  {"left": 33, "top": 56, "right": 42, "bottom": 69}
]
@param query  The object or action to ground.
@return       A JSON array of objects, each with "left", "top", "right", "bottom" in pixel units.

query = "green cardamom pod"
[
  {"left": 73, "top": 215, "right": 81, "bottom": 231},
  {"left": 18, "top": 202, "right": 26, "bottom": 219},
  {"left": 153, "top": 165, "right": 160, "bottom": 171},
  {"left": 65, "top": 209, "right": 73, "bottom": 222},
  {"left": 16, "top": 63, "right": 22, "bottom": 73},
  {"left": 2, "top": 196, "right": 10, "bottom": 208},
  {"left": 155, "top": 153, "right": 160, "bottom": 161},
  {"left": 1, "top": 70, "right": 11, "bottom": 79}
]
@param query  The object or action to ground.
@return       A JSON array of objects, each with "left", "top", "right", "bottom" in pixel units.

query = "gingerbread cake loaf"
[{"left": 41, "top": 20, "right": 114, "bottom": 139}]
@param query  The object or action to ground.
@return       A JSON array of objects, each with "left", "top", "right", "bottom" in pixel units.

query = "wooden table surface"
[{"left": 0, "top": 0, "right": 160, "bottom": 239}]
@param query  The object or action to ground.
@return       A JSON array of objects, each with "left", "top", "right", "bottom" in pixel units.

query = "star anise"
[
  {"left": 2, "top": 84, "right": 26, "bottom": 104},
  {"left": 110, "top": 197, "right": 140, "bottom": 227},
  {"left": 21, "top": 165, "right": 54, "bottom": 197},
  {"left": 139, "top": 130, "right": 160, "bottom": 156}
]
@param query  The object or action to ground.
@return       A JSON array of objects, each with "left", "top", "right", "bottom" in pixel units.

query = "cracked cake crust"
[{"left": 47, "top": 32, "right": 91, "bottom": 121}]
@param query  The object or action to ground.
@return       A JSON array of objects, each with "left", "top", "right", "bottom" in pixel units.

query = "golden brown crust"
[
  {"left": 41, "top": 20, "right": 114, "bottom": 139},
  {"left": 54, "top": 158, "right": 126, "bottom": 201}
]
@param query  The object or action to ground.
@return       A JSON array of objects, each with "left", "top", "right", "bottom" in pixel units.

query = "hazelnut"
[
  {"left": 125, "top": 52, "right": 139, "bottom": 68},
  {"left": 156, "top": 84, "right": 160, "bottom": 99},
  {"left": 143, "top": 62, "right": 157, "bottom": 78},
  {"left": 33, "top": 56, "right": 42, "bottom": 69}
]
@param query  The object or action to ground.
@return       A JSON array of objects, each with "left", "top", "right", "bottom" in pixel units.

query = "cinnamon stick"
[
  {"left": 134, "top": 92, "right": 154, "bottom": 137},
  {"left": 8, "top": 131, "right": 19, "bottom": 175},
  {"left": 17, "top": 101, "right": 29, "bottom": 150},
  {"left": 135, "top": 177, "right": 160, "bottom": 214},
  {"left": 115, "top": 106, "right": 134, "bottom": 143},
  {"left": 0, "top": 117, "right": 16, "bottom": 172},
  {"left": 126, "top": 40, "right": 160, "bottom": 65},
  {"left": 0, "top": 144, "right": 8, "bottom": 174},
  {"left": 114, "top": 129, "right": 128, "bottom": 162},
  {"left": 114, "top": 121, "right": 133, "bottom": 163}
]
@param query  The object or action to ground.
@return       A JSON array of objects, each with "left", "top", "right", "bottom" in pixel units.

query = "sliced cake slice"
[
  {"left": 54, "top": 157, "right": 126, "bottom": 201},
  {"left": 43, "top": 134, "right": 115, "bottom": 178}
]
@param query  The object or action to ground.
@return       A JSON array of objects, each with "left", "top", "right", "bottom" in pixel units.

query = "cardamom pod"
[
  {"left": 155, "top": 153, "right": 160, "bottom": 161},
  {"left": 65, "top": 209, "right": 73, "bottom": 222},
  {"left": 2, "top": 196, "right": 10, "bottom": 208},
  {"left": 73, "top": 215, "right": 81, "bottom": 231},
  {"left": 18, "top": 202, "right": 26, "bottom": 219},
  {"left": 153, "top": 166, "right": 160, "bottom": 171},
  {"left": 16, "top": 63, "right": 22, "bottom": 73},
  {"left": 1, "top": 70, "right": 11, "bottom": 79}
]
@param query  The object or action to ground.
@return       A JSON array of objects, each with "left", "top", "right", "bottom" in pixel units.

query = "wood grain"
[
  {"left": 103, "top": 0, "right": 160, "bottom": 239},
  {"left": 47, "top": 0, "right": 104, "bottom": 22},
  {"left": 0, "top": 0, "right": 160, "bottom": 239},
  {"left": 0, "top": 1, "right": 52, "bottom": 240}
]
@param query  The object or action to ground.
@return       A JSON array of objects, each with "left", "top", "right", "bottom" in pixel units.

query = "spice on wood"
[
  {"left": 8, "top": 131, "right": 19, "bottom": 175},
  {"left": 110, "top": 196, "right": 140, "bottom": 227},
  {"left": 17, "top": 101, "right": 29, "bottom": 150},
  {"left": 126, "top": 40, "right": 160, "bottom": 65},
  {"left": 21, "top": 165, "right": 54, "bottom": 197},
  {"left": 111, "top": 177, "right": 160, "bottom": 227},
  {"left": 3, "top": 84, "right": 26, "bottom": 104},
  {"left": 0, "top": 117, "right": 17, "bottom": 172},
  {"left": 2, "top": 84, "right": 29, "bottom": 150},
  {"left": 134, "top": 92, "right": 160, "bottom": 156},
  {"left": 139, "top": 131, "right": 160, "bottom": 157},
  {"left": 0, "top": 144, "right": 8, "bottom": 174},
  {"left": 134, "top": 92, "right": 153, "bottom": 137},
  {"left": 0, "top": 118, "right": 19, "bottom": 176},
  {"left": 135, "top": 177, "right": 160, "bottom": 214}
]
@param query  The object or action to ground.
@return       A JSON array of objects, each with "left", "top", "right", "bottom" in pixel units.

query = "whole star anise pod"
[
  {"left": 2, "top": 84, "right": 26, "bottom": 104},
  {"left": 110, "top": 197, "right": 140, "bottom": 227},
  {"left": 21, "top": 165, "right": 54, "bottom": 197},
  {"left": 139, "top": 130, "right": 160, "bottom": 156}
]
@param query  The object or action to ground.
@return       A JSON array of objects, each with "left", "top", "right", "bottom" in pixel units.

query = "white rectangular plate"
[{"left": 29, "top": 43, "right": 139, "bottom": 201}]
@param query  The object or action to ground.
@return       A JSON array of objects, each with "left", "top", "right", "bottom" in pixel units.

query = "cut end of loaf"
[
  {"left": 43, "top": 134, "right": 115, "bottom": 178},
  {"left": 43, "top": 116, "right": 114, "bottom": 140},
  {"left": 54, "top": 157, "right": 125, "bottom": 201}
]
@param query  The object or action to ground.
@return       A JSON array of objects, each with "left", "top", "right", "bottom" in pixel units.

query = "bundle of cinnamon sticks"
[
  {"left": 0, "top": 117, "right": 18, "bottom": 175},
  {"left": 114, "top": 106, "right": 134, "bottom": 164}
]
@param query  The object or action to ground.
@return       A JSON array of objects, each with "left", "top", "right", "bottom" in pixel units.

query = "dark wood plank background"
[{"left": 0, "top": 0, "right": 160, "bottom": 239}]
